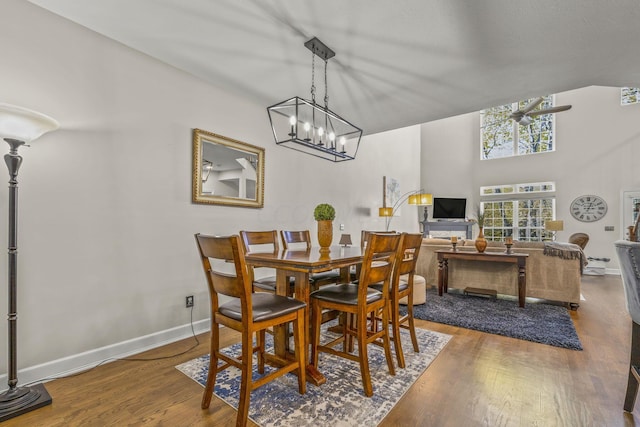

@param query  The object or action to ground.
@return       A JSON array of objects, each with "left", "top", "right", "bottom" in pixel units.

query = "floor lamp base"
[{"left": 0, "top": 383, "right": 52, "bottom": 422}]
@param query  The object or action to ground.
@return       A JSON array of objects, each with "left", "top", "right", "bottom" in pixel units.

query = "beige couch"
[{"left": 416, "top": 238, "right": 584, "bottom": 308}]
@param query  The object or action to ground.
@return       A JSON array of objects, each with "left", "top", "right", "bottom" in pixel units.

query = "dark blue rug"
[{"left": 402, "top": 288, "right": 582, "bottom": 350}]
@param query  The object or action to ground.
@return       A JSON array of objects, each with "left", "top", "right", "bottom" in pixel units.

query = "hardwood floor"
[{"left": 3, "top": 275, "right": 639, "bottom": 426}]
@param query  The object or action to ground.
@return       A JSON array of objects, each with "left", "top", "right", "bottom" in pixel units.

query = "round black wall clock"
[{"left": 570, "top": 195, "right": 607, "bottom": 222}]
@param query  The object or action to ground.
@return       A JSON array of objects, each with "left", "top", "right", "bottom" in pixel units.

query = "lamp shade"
[
  {"left": 545, "top": 220, "right": 564, "bottom": 231},
  {"left": 339, "top": 234, "right": 352, "bottom": 246},
  {"left": 378, "top": 207, "right": 393, "bottom": 217},
  {"left": 409, "top": 193, "right": 433, "bottom": 206},
  {"left": 0, "top": 103, "right": 59, "bottom": 142}
]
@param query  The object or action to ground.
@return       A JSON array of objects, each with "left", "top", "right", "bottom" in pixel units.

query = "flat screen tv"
[{"left": 432, "top": 197, "right": 467, "bottom": 220}]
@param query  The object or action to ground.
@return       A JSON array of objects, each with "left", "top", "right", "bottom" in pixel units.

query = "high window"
[
  {"left": 480, "top": 95, "right": 556, "bottom": 160},
  {"left": 480, "top": 182, "right": 556, "bottom": 242},
  {"left": 621, "top": 87, "right": 640, "bottom": 105}
]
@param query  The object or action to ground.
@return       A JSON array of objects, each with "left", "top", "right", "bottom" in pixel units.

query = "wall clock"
[{"left": 570, "top": 195, "right": 608, "bottom": 222}]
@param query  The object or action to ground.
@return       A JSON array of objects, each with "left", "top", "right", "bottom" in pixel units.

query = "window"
[
  {"left": 480, "top": 181, "right": 556, "bottom": 242},
  {"left": 621, "top": 87, "right": 640, "bottom": 105},
  {"left": 480, "top": 95, "right": 556, "bottom": 160}
]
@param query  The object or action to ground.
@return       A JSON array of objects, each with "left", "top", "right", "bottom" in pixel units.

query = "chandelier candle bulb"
[
  {"left": 288, "top": 116, "right": 296, "bottom": 136},
  {"left": 304, "top": 122, "right": 311, "bottom": 141}
]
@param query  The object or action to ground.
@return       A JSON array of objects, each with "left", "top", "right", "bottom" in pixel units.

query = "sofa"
[{"left": 416, "top": 238, "right": 585, "bottom": 308}]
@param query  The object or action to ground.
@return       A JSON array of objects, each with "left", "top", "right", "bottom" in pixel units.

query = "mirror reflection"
[{"left": 192, "top": 129, "right": 264, "bottom": 207}]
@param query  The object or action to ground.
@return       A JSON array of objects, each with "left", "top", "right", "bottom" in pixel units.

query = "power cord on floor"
[{"left": 23, "top": 305, "right": 202, "bottom": 386}]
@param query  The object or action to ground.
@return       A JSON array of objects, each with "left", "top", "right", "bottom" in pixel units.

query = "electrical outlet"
[
  {"left": 186, "top": 295, "right": 194, "bottom": 308},
  {"left": 605, "top": 225, "right": 614, "bottom": 231},
  {"left": 340, "top": 224, "right": 345, "bottom": 231}
]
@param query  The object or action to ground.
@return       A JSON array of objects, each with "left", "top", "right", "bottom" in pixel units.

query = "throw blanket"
[{"left": 543, "top": 241, "right": 588, "bottom": 273}]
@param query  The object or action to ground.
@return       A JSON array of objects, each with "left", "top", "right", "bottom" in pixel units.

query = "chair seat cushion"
[
  {"left": 370, "top": 279, "right": 409, "bottom": 293},
  {"left": 310, "top": 283, "right": 382, "bottom": 305},
  {"left": 253, "top": 276, "right": 295, "bottom": 292},
  {"left": 219, "top": 293, "right": 306, "bottom": 322},
  {"left": 310, "top": 270, "right": 341, "bottom": 282}
]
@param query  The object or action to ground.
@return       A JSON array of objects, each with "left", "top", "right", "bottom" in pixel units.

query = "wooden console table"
[
  {"left": 436, "top": 249, "right": 529, "bottom": 307},
  {"left": 422, "top": 221, "right": 474, "bottom": 239}
]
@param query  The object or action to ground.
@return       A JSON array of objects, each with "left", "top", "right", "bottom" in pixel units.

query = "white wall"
[
  {"left": 0, "top": 1, "right": 421, "bottom": 383},
  {"left": 421, "top": 86, "right": 640, "bottom": 271}
]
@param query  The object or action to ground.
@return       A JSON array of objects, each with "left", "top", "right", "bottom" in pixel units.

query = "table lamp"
[
  {"left": 339, "top": 234, "right": 353, "bottom": 247},
  {"left": 545, "top": 220, "right": 564, "bottom": 241}
]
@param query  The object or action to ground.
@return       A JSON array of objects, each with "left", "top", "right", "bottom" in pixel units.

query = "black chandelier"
[{"left": 267, "top": 37, "right": 363, "bottom": 162}]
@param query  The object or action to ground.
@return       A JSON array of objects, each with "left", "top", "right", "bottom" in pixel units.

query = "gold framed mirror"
[{"left": 192, "top": 129, "right": 265, "bottom": 207}]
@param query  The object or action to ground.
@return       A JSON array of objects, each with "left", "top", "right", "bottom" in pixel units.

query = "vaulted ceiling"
[{"left": 28, "top": 0, "right": 640, "bottom": 135}]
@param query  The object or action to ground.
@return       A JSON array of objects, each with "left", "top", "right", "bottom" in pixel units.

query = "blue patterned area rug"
[
  {"left": 403, "top": 288, "right": 582, "bottom": 350},
  {"left": 176, "top": 326, "right": 451, "bottom": 426}
]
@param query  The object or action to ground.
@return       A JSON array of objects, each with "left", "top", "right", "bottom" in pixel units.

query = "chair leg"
[
  {"left": 391, "top": 299, "right": 406, "bottom": 369},
  {"left": 381, "top": 304, "right": 396, "bottom": 377},
  {"left": 201, "top": 323, "right": 219, "bottom": 409},
  {"left": 624, "top": 321, "right": 640, "bottom": 412},
  {"left": 257, "top": 330, "right": 265, "bottom": 375},
  {"left": 293, "top": 310, "right": 307, "bottom": 394},
  {"left": 406, "top": 294, "right": 420, "bottom": 353},
  {"left": 357, "top": 310, "right": 373, "bottom": 397},
  {"left": 236, "top": 331, "right": 253, "bottom": 427}
]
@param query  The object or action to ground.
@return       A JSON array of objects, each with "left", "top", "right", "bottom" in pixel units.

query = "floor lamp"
[{"left": 0, "top": 103, "right": 59, "bottom": 422}]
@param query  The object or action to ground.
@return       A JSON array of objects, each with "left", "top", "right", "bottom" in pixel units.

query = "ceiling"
[{"left": 28, "top": 0, "right": 640, "bottom": 136}]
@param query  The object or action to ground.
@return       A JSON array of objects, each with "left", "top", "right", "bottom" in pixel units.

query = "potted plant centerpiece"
[
  {"left": 314, "top": 203, "right": 336, "bottom": 252},
  {"left": 474, "top": 205, "right": 487, "bottom": 253}
]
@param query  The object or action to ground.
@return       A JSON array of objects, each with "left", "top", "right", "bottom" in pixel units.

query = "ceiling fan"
[{"left": 509, "top": 97, "right": 572, "bottom": 126}]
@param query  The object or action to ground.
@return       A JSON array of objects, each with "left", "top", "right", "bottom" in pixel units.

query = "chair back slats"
[
  {"left": 360, "top": 230, "right": 396, "bottom": 250},
  {"left": 359, "top": 233, "right": 402, "bottom": 300},
  {"left": 366, "top": 261, "right": 393, "bottom": 284},
  {"left": 240, "top": 230, "right": 280, "bottom": 251},
  {"left": 195, "top": 233, "right": 250, "bottom": 302},
  {"left": 209, "top": 271, "right": 244, "bottom": 299},
  {"left": 395, "top": 233, "right": 424, "bottom": 277},
  {"left": 280, "top": 230, "right": 312, "bottom": 250}
]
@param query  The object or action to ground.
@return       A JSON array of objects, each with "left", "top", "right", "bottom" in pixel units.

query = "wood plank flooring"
[{"left": 3, "top": 275, "right": 639, "bottom": 426}]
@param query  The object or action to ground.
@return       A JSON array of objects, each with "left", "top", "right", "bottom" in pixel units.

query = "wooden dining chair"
[
  {"left": 239, "top": 230, "right": 294, "bottom": 294},
  {"left": 371, "top": 232, "right": 423, "bottom": 369},
  {"left": 310, "top": 232, "right": 402, "bottom": 397},
  {"left": 195, "top": 234, "right": 307, "bottom": 427},
  {"left": 280, "top": 230, "right": 341, "bottom": 288}
]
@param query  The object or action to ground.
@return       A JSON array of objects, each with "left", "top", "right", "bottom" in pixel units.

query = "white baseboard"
[{"left": 0, "top": 318, "right": 210, "bottom": 393}]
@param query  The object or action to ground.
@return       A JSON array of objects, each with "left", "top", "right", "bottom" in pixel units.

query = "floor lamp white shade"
[
  {"left": 0, "top": 103, "right": 59, "bottom": 141},
  {"left": 0, "top": 103, "right": 58, "bottom": 422}
]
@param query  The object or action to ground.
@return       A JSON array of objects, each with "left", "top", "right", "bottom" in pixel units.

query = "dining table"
[{"left": 244, "top": 244, "right": 364, "bottom": 386}]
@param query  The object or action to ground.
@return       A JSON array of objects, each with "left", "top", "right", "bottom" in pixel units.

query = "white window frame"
[
  {"left": 480, "top": 181, "right": 556, "bottom": 242},
  {"left": 480, "top": 95, "right": 557, "bottom": 160}
]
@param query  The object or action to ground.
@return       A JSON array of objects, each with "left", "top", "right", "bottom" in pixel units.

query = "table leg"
[
  {"left": 438, "top": 257, "right": 449, "bottom": 296},
  {"left": 339, "top": 266, "right": 351, "bottom": 283},
  {"left": 272, "top": 269, "right": 326, "bottom": 386},
  {"left": 437, "top": 257, "right": 444, "bottom": 296},
  {"left": 273, "top": 269, "right": 290, "bottom": 357},
  {"left": 518, "top": 260, "right": 526, "bottom": 308}
]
